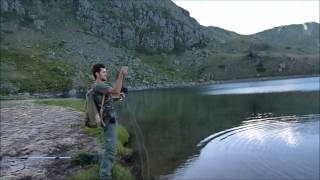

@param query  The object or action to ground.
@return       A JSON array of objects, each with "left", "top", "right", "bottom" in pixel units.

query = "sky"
[{"left": 172, "top": 1, "right": 320, "bottom": 35}]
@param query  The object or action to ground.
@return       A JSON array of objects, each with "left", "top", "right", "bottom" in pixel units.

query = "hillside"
[
  {"left": 0, "top": 0, "right": 319, "bottom": 97},
  {"left": 254, "top": 22, "right": 319, "bottom": 48}
]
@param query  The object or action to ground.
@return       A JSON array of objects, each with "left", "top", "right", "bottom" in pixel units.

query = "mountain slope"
[
  {"left": 0, "top": 0, "right": 319, "bottom": 97},
  {"left": 254, "top": 22, "right": 320, "bottom": 48}
]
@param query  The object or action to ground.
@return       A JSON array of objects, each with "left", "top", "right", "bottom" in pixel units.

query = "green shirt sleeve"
[{"left": 94, "top": 82, "right": 112, "bottom": 95}]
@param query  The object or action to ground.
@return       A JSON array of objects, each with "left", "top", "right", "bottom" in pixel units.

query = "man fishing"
[{"left": 91, "top": 63, "right": 128, "bottom": 180}]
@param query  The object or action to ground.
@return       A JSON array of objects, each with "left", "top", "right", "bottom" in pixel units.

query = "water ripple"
[{"left": 168, "top": 114, "right": 320, "bottom": 180}]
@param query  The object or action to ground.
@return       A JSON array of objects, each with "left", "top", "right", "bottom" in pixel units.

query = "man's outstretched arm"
[
  {"left": 101, "top": 66, "right": 127, "bottom": 94},
  {"left": 110, "top": 68, "right": 126, "bottom": 94}
]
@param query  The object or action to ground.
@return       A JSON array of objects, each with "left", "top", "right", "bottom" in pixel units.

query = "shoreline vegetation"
[
  {"left": 1, "top": 74, "right": 319, "bottom": 100},
  {"left": 32, "top": 99, "right": 135, "bottom": 180}
]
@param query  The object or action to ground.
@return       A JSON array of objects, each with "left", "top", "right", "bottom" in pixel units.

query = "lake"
[{"left": 118, "top": 76, "right": 320, "bottom": 180}]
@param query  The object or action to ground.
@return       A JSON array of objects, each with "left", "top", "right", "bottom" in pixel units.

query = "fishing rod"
[{"left": 15, "top": 156, "right": 72, "bottom": 160}]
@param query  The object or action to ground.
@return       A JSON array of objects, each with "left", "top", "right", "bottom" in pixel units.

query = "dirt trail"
[{"left": 0, "top": 100, "right": 100, "bottom": 180}]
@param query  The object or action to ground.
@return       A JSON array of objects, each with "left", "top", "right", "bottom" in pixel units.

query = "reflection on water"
[
  {"left": 164, "top": 114, "right": 319, "bottom": 180},
  {"left": 197, "top": 114, "right": 319, "bottom": 148},
  {"left": 118, "top": 77, "right": 320, "bottom": 179},
  {"left": 200, "top": 77, "right": 320, "bottom": 95}
]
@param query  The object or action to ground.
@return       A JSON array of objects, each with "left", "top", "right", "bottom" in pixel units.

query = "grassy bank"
[
  {"left": 33, "top": 98, "right": 134, "bottom": 180},
  {"left": 0, "top": 49, "right": 75, "bottom": 94}
]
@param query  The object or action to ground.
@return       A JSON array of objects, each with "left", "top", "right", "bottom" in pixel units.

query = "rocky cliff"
[{"left": 1, "top": 0, "right": 216, "bottom": 53}]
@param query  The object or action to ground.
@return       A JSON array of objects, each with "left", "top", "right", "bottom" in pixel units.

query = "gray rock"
[
  {"left": 0, "top": 0, "right": 25, "bottom": 15},
  {"left": 75, "top": 0, "right": 208, "bottom": 53},
  {"left": 68, "top": 89, "right": 77, "bottom": 97},
  {"left": 279, "top": 62, "right": 286, "bottom": 69},
  {"left": 0, "top": 101, "right": 100, "bottom": 179},
  {"left": 34, "top": 19, "right": 46, "bottom": 30},
  {"left": 0, "top": 82, "right": 20, "bottom": 94}
]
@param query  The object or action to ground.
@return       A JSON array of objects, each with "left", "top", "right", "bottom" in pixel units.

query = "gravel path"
[{"left": 0, "top": 100, "right": 100, "bottom": 180}]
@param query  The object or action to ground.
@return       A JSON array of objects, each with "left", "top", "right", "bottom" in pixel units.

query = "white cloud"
[{"left": 172, "top": 1, "right": 319, "bottom": 35}]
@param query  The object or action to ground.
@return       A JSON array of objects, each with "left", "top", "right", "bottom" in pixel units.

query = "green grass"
[
  {"left": 32, "top": 98, "right": 134, "bottom": 179},
  {"left": 82, "top": 126, "right": 104, "bottom": 144},
  {"left": 112, "top": 162, "right": 134, "bottom": 180},
  {"left": 116, "top": 124, "right": 131, "bottom": 156},
  {"left": 117, "top": 124, "right": 129, "bottom": 146},
  {"left": 34, "top": 98, "right": 85, "bottom": 112},
  {"left": 70, "top": 162, "right": 134, "bottom": 180},
  {"left": 137, "top": 53, "right": 189, "bottom": 82},
  {"left": 0, "top": 49, "right": 74, "bottom": 94},
  {"left": 0, "top": 94, "right": 29, "bottom": 100},
  {"left": 82, "top": 125, "right": 131, "bottom": 156},
  {"left": 70, "top": 164, "right": 100, "bottom": 180}
]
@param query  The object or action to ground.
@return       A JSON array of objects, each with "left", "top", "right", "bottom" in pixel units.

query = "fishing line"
[
  {"left": 125, "top": 101, "right": 145, "bottom": 179},
  {"left": 20, "top": 156, "right": 72, "bottom": 159},
  {"left": 130, "top": 103, "right": 150, "bottom": 179},
  {"left": 124, "top": 100, "right": 150, "bottom": 180},
  {"left": 133, "top": 103, "right": 150, "bottom": 178}
]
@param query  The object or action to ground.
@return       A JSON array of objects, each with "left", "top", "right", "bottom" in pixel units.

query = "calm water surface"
[{"left": 118, "top": 77, "right": 320, "bottom": 180}]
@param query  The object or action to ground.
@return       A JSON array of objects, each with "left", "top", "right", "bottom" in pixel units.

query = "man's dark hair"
[{"left": 91, "top": 64, "right": 105, "bottom": 79}]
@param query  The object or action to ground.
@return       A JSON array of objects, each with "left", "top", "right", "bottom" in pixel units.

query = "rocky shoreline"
[{"left": 0, "top": 100, "right": 101, "bottom": 180}]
